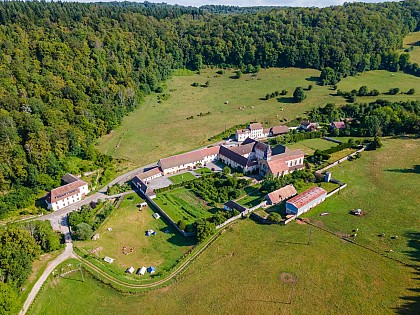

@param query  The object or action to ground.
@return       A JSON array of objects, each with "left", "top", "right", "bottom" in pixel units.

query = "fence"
[
  {"left": 139, "top": 190, "right": 195, "bottom": 237},
  {"left": 316, "top": 146, "right": 366, "bottom": 174},
  {"left": 216, "top": 202, "right": 264, "bottom": 229},
  {"left": 326, "top": 183, "right": 348, "bottom": 197}
]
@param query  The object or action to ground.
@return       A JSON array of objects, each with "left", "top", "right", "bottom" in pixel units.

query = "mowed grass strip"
[
  {"left": 97, "top": 68, "right": 419, "bottom": 167},
  {"left": 76, "top": 193, "right": 194, "bottom": 275},
  {"left": 168, "top": 172, "right": 196, "bottom": 184},
  {"left": 154, "top": 188, "right": 212, "bottom": 224}
]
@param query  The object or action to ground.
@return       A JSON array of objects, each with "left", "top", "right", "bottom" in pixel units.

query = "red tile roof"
[
  {"left": 159, "top": 147, "right": 220, "bottom": 170},
  {"left": 135, "top": 167, "right": 162, "bottom": 181},
  {"left": 270, "top": 125, "right": 289, "bottom": 136},
  {"left": 266, "top": 184, "right": 297, "bottom": 204},
  {"left": 267, "top": 150, "right": 304, "bottom": 174},
  {"left": 47, "top": 180, "right": 87, "bottom": 204},
  {"left": 249, "top": 123, "right": 263, "bottom": 130},
  {"left": 286, "top": 186, "right": 327, "bottom": 209},
  {"left": 332, "top": 121, "right": 346, "bottom": 129}
]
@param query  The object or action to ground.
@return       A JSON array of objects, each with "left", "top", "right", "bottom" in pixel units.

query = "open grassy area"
[
  {"left": 402, "top": 31, "right": 420, "bottom": 65},
  {"left": 154, "top": 187, "right": 213, "bottom": 224},
  {"left": 304, "top": 137, "right": 420, "bottom": 264},
  {"left": 287, "top": 138, "right": 338, "bottom": 155},
  {"left": 168, "top": 172, "right": 197, "bottom": 184},
  {"left": 31, "top": 137, "right": 420, "bottom": 315},
  {"left": 76, "top": 193, "right": 194, "bottom": 276},
  {"left": 97, "top": 68, "right": 419, "bottom": 168},
  {"left": 236, "top": 185, "right": 264, "bottom": 208}
]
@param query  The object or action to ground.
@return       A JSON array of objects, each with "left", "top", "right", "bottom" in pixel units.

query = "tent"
[
  {"left": 153, "top": 213, "right": 161, "bottom": 219},
  {"left": 103, "top": 256, "right": 114, "bottom": 264},
  {"left": 126, "top": 266, "right": 135, "bottom": 274},
  {"left": 136, "top": 266, "right": 147, "bottom": 276},
  {"left": 147, "top": 266, "right": 156, "bottom": 274},
  {"left": 146, "top": 229, "right": 155, "bottom": 236}
]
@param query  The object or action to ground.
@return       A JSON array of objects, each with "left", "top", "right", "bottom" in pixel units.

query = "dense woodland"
[{"left": 0, "top": 1, "right": 419, "bottom": 218}]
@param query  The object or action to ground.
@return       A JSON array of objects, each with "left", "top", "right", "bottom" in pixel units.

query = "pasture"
[
  {"left": 403, "top": 31, "right": 420, "bottom": 65},
  {"left": 154, "top": 187, "right": 213, "bottom": 224},
  {"left": 76, "top": 193, "right": 194, "bottom": 276},
  {"left": 31, "top": 138, "right": 420, "bottom": 315},
  {"left": 97, "top": 68, "right": 419, "bottom": 167}
]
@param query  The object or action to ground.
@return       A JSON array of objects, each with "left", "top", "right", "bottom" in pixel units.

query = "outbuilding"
[{"left": 286, "top": 186, "right": 327, "bottom": 217}]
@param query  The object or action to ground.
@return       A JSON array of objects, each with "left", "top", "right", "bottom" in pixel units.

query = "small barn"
[
  {"left": 147, "top": 266, "right": 156, "bottom": 274},
  {"left": 153, "top": 213, "right": 161, "bottom": 219},
  {"left": 136, "top": 266, "right": 147, "bottom": 276},
  {"left": 103, "top": 256, "right": 114, "bottom": 264},
  {"left": 126, "top": 266, "right": 135, "bottom": 274},
  {"left": 265, "top": 184, "right": 297, "bottom": 206},
  {"left": 286, "top": 187, "right": 327, "bottom": 217}
]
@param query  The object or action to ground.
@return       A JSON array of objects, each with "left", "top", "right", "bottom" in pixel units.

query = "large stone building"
[
  {"left": 235, "top": 123, "right": 289, "bottom": 142},
  {"left": 156, "top": 138, "right": 304, "bottom": 177},
  {"left": 46, "top": 174, "right": 89, "bottom": 211}
]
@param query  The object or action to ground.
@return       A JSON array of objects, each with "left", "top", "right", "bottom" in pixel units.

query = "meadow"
[
  {"left": 402, "top": 31, "right": 420, "bottom": 65},
  {"left": 287, "top": 138, "right": 338, "bottom": 155},
  {"left": 31, "top": 137, "right": 420, "bottom": 315},
  {"left": 154, "top": 187, "right": 213, "bottom": 224},
  {"left": 97, "top": 68, "right": 419, "bottom": 168},
  {"left": 76, "top": 193, "right": 195, "bottom": 277}
]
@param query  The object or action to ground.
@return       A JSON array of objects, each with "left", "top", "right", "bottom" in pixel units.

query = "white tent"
[
  {"left": 153, "top": 213, "right": 161, "bottom": 219},
  {"left": 126, "top": 266, "right": 135, "bottom": 274},
  {"left": 137, "top": 266, "right": 147, "bottom": 276},
  {"left": 104, "top": 256, "right": 114, "bottom": 264}
]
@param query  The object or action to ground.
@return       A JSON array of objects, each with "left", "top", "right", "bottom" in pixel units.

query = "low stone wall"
[
  {"left": 216, "top": 202, "right": 264, "bottom": 229},
  {"left": 326, "top": 183, "right": 348, "bottom": 197},
  {"left": 317, "top": 146, "right": 365, "bottom": 174},
  {"left": 139, "top": 190, "right": 194, "bottom": 237}
]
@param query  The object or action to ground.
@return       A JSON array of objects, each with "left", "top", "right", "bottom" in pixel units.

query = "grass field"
[
  {"left": 31, "top": 138, "right": 420, "bottom": 314},
  {"left": 76, "top": 193, "right": 194, "bottom": 275},
  {"left": 97, "top": 68, "right": 419, "bottom": 168},
  {"left": 168, "top": 172, "right": 196, "bottom": 184},
  {"left": 236, "top": 185, "right": 264, "bottom": 208},
  {"left": 402, "top": 31, "right": 420, "bottom": 65},
  {"left": 154, "top": 187, "right": 213, "bottom": 224},
  {"left": 287, "top": 138, "right": 338, "bottom": 155}
]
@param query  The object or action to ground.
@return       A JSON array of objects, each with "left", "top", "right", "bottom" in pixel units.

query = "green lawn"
[
  {"left": 287, "top": 138, "right": 338, "bottom": 155},
  {"left": 76, "top": 193, "right": 194, "bottom": 277},
  {"left": 194, "top": 167, "right": 212, "bottom": 175},
  {"left": 168, "top": 172, "right": 196, "bottom": 184},
  {"left": 97, "top": 68, "right": 419, "bottom": 167},
  {"left": 236, "top": 185, "right": 264, "bottom": 208},
  {"left": 154, "top": 187, "right": 213, "bottom": 224}
]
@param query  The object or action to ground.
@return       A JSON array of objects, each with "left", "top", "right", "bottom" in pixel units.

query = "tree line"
[
  {"left": 0, "top": 221, "right": 61, "bottom": 313},
  {"left": 0, "top": 1, "right": 419, "bottom": 218}
]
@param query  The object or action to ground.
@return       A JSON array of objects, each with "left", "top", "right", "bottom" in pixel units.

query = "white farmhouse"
[{"left": 45, "top": 174, "right": 89, "bottom": 211}]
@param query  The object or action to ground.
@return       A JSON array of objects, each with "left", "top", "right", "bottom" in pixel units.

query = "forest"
[{"left": 0, "top": 1, "right": 419, "bottom": 218}]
